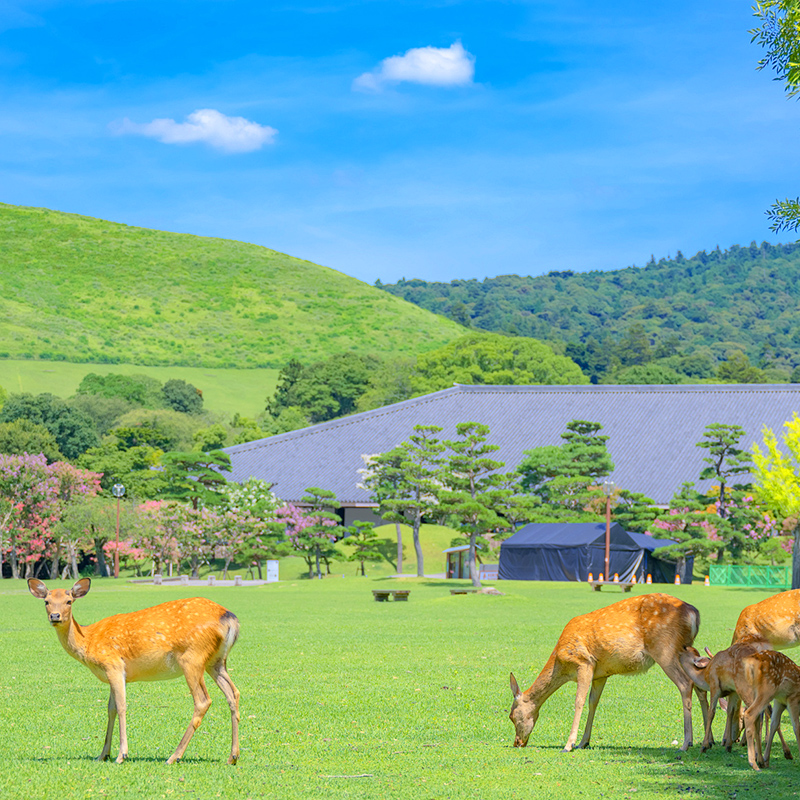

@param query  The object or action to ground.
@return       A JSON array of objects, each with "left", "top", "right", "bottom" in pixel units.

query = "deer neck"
[
  {"left": 55, "top": 615, "right": 90, "bottom": 663},
  {"left": 526, "top": 653, "right": 566, "bottom": 708}
]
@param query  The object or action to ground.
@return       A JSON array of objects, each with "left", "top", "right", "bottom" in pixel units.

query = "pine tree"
[
  {"left": 344, "top": 520, "right": 383, "bottom": 576},
  {"left": 439, "top": 422, "right": 512, "bottom": 588}
]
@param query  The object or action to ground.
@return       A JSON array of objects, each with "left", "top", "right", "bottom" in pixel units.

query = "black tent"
[{"left": 497, "top": 522, "right": 691, "bottom": 583}]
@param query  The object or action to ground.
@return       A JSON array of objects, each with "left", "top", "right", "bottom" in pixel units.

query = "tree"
[
  {"left": 0, "top": 393, "right": 98, "bottom": 459},
  {"left": 267, "top": 354, "right": 381, "bottom": 424},
  {"left": 717, "top": 351, "right": 767, "bottom": 383},
  {"left": 57, "top": 494, "right": 131, "bottom": 578},
  {"left": 375, "top": 426, "right": 445, "bottom": 577},
  {"left": 439, "top": 422, "right": 512, "bottom": 589},
  {"left": 611, "top": 489, "right": 660, "bottom": 534},
  {"left": 266, "top": 358, "right": 304, "bottom": 418},
  {"left": 193, "top": 423, "right": 228, "bottom": 451},
  {"left": 518, "top": 420, "right": 614, "bottom": 522},
  {"left": 751, "top": 0, "right": 800, "bottom": 231},
  {"left": 696, "top": 423, "right": 755, "bottom": 562},
  {"left": 160, "top": 450, "right": 230, "bottom": 510},
  {"left": 649, "top": 483, "right": 719, "bottom": 583},
  {"left": 279, "top": 492, "right": 340, "bottom": 579},
  {"left": 0, "top": 418, "right": 63, "bottom": 462},
  {"left": 0, "top": 454, "right": 100, "bottom": 579},
  {"left": 136, "top": 500, "right": 182, "bottom": 576},
  {"left": 76, "top": 372, "right": 164, "bottom": 408},
  {"left": 78, "top": 441, "right": 166, "bottom": 497},
  {"left": 162, "top": 379, "right": 204, "bottom": 414},
  {"left": 615, "top": 323, "right": 652, "bottom": 367},
  {"left": 69, "top": 394, "right": 134, "bottom": 437},
  {"left": 358, "top": 448, "right": 408, "bottom": 574},
  {"left": 220, "top": 478, "right": 285, "bottom": 578},
  {"left": 411, "top": 332, "right": 588, "bottom": 394},
  {"left": 343, "top": 520, "right": 383, "bottom": 576},
  {"left": 752, "top": 413, "right": 800, "bottom": 588},
  {"left": 110, "top": 408, "right": 199, "bottom": 452}
]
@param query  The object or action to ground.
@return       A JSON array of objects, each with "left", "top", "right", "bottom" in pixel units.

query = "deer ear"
[
  {"left": 510, "top": 672, "right": 521, "bottom": 699},
  {"left": 694, "top": 656, "right": 712, "bottom": 669},
  {"left": 28, "top": 578, "right": 48, "bottom": 599},
  {"left": 71, "top": 578, "right": 91, "bottom": 598},
  {"left": 704, "top": 646, "right": 715, "bottom": 658}
]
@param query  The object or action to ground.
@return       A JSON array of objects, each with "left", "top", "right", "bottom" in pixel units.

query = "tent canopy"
[{"left": 498, "top": 522, "right": 688, "bottom": 583}]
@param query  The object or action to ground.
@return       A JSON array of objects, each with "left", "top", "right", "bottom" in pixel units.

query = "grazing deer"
[
  {"left": 679, "top": 639, "right": 792, "bottom": 759},
  {"left": 731, "top": 589, "right": 800, "bottom": 649},
  {"left": 508, "top": 593, "right": 704, "bottom": 751},
  {"left": 733, "top": 650, "right": 800, "bottom": 770},
  {"left": 28, "top": 578, "right": 240, "bottom": 764}
]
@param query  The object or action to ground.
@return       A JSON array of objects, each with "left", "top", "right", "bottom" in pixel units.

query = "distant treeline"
[{"left": 377, "top": 242, "right": 800, "bottom": 383}]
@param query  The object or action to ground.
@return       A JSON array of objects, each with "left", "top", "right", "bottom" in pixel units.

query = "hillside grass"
[
  {"left": 1, "top": 579, "right": 792, "bottom": 800},
  {"left": 0, "top": 359, "right": 279, "bottom": 419},
  {"left": 0, "top": 203, "right": 465, "bottom": 368}
]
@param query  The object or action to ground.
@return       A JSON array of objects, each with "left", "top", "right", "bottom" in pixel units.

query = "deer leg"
[
  {"left": 563, "top": 666, "right": 593, "bottom": 752},
  {"left": 694, "top": 687, "right": 711, "bottom": 745},
  {"left": 658, "top": 661, "right": 694, "bottom": 750},
  {"left": 769, "top": 701, "right": 793, "bottom": 761},
  {"left": 208, "top": 660, "right": 240, "bottom": 765},
  {"left": 744, "top": 699, "right": 770, "bottom": 770},
  {"left": 785, "top": 702, "right": 800, "bottom": 761},
  {"left": 98, "top": 689, "right": 117, "bottom": 762},
  {"left": 576, "top": 676, "right": 607, "bottom": 749},
  {"left": 167, "top": 665, "right": 212, "bottom": 764},
  {"left": 764, "top": 701, "right": 786, "bottom": 767},
  {"left": 723, "top": 695, "right": 741, "bottom": 751},
  {"left": 702, "top": 689, "right": 721, "bottom": 752},
  {"left": 106, "top": 671, "right": 128, "bottom": 764}
]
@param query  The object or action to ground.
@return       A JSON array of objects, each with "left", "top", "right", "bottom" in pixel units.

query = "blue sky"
[{"left": 1, "top": 0, "right": 798, "bottom": 284}]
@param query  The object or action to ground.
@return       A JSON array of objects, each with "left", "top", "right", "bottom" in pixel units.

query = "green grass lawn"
[
  {"left": 0, "top": 360, "right": 279, "bottom": 419},
  {"left": 2, "top": 579, "right": 797, "bottom": 800}
]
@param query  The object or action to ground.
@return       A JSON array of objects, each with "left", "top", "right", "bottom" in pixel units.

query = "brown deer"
[
  {"left": 28, "top": 578, "right": 240, "bottom": 764},
  {"left": 679, "top": 639, "right": 792, "bottom": 759},
  {"left": 731, "top": 589, "right": 800, "bottom": 649},
  {"left": 733, "top": 649, "right": 800, "bottom": 770},
  {"left": 508, "top": 593, "right": 705, "bottom": 751}
]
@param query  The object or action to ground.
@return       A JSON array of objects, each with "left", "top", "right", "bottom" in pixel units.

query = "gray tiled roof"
[{"left": 223, "top": 384, "right": 800, "bottom": 506}]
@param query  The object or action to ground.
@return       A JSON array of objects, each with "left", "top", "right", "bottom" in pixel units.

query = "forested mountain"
[
  {"left": 0, "top": 203, "right": 464, "bottom": 368},
  {"left": 378, "top": 242, "right": 800, "bottom": 381}
]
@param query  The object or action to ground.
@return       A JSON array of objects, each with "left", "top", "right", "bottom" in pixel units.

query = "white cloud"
[
  {"left": 353, "top": 42, "right": 475, "bottom": 92},
  {"left": 114, "top": 109, "right": 277, "bottom": 153}
]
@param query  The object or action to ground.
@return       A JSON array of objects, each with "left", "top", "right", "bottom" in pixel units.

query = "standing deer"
[
  {"left": 732, "top": 650, "right": 800, "bottom": 770},
  {"left": 508, "top": 593, "right": 705, "bottom": 751},
  {"left": 731, "top": 589, "right": 800, "bottom": 648},
  {"left": 28, "top": 578, "right": 240, "bottom": 764},
  {"left": 679, "top": 638, "right": 792, "bottom": 759}
]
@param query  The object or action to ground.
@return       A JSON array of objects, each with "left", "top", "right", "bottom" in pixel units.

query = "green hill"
[
  {"left": 0, "top": 203, "right": 465, "bottom": 368},
  {"left": 378, "top": 242, "right": 800, "bottom": 376}
]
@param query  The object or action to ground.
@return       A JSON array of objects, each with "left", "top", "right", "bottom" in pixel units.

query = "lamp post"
[
  {"left": 112, "top": 483, "right": 125, "bottom": 579},
  {"left": 602, "top": 480, "right": 616, "bottom": 582}
]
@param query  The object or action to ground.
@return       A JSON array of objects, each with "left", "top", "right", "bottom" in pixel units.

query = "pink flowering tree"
[
  {"left": 220, "top": 478, "right": 286, "bottom": 578},
  {"left": 648, "top": 482, "right": 719, "bottom": 582},
  {"left": 0, "top": 454, "right": 100, "bottom": 579},
  {"left": 136, "top": 500, "right": 182, "bottom": 576},
  {"left": 278, "top": 488, "right": 341, "bottom": 579},
  {"left": 176, "top": 505, "right": 221, "bottom": 578}
]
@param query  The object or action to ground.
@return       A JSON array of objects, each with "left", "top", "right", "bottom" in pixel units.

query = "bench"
[
  {"left": 372, "top": 590, "right": 411, "bottom": 602},
  {"left": 589, "top": 580, "right": 634, "bottom": 592},
  {"left": 449, "top": 589, "right": 478, "bottom": 595}
]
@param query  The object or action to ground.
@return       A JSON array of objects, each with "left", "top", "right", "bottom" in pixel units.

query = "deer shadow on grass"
[{"left": 516, "top": 742, "right": 800, "bottom": 798}]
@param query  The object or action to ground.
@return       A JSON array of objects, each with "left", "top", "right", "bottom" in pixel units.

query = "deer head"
[
  {"left": 509, "top": 673, "right": 538, "bottom": 747},
  {"left": 28, "top": 578, "right": 91, "bottom": 626}
]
